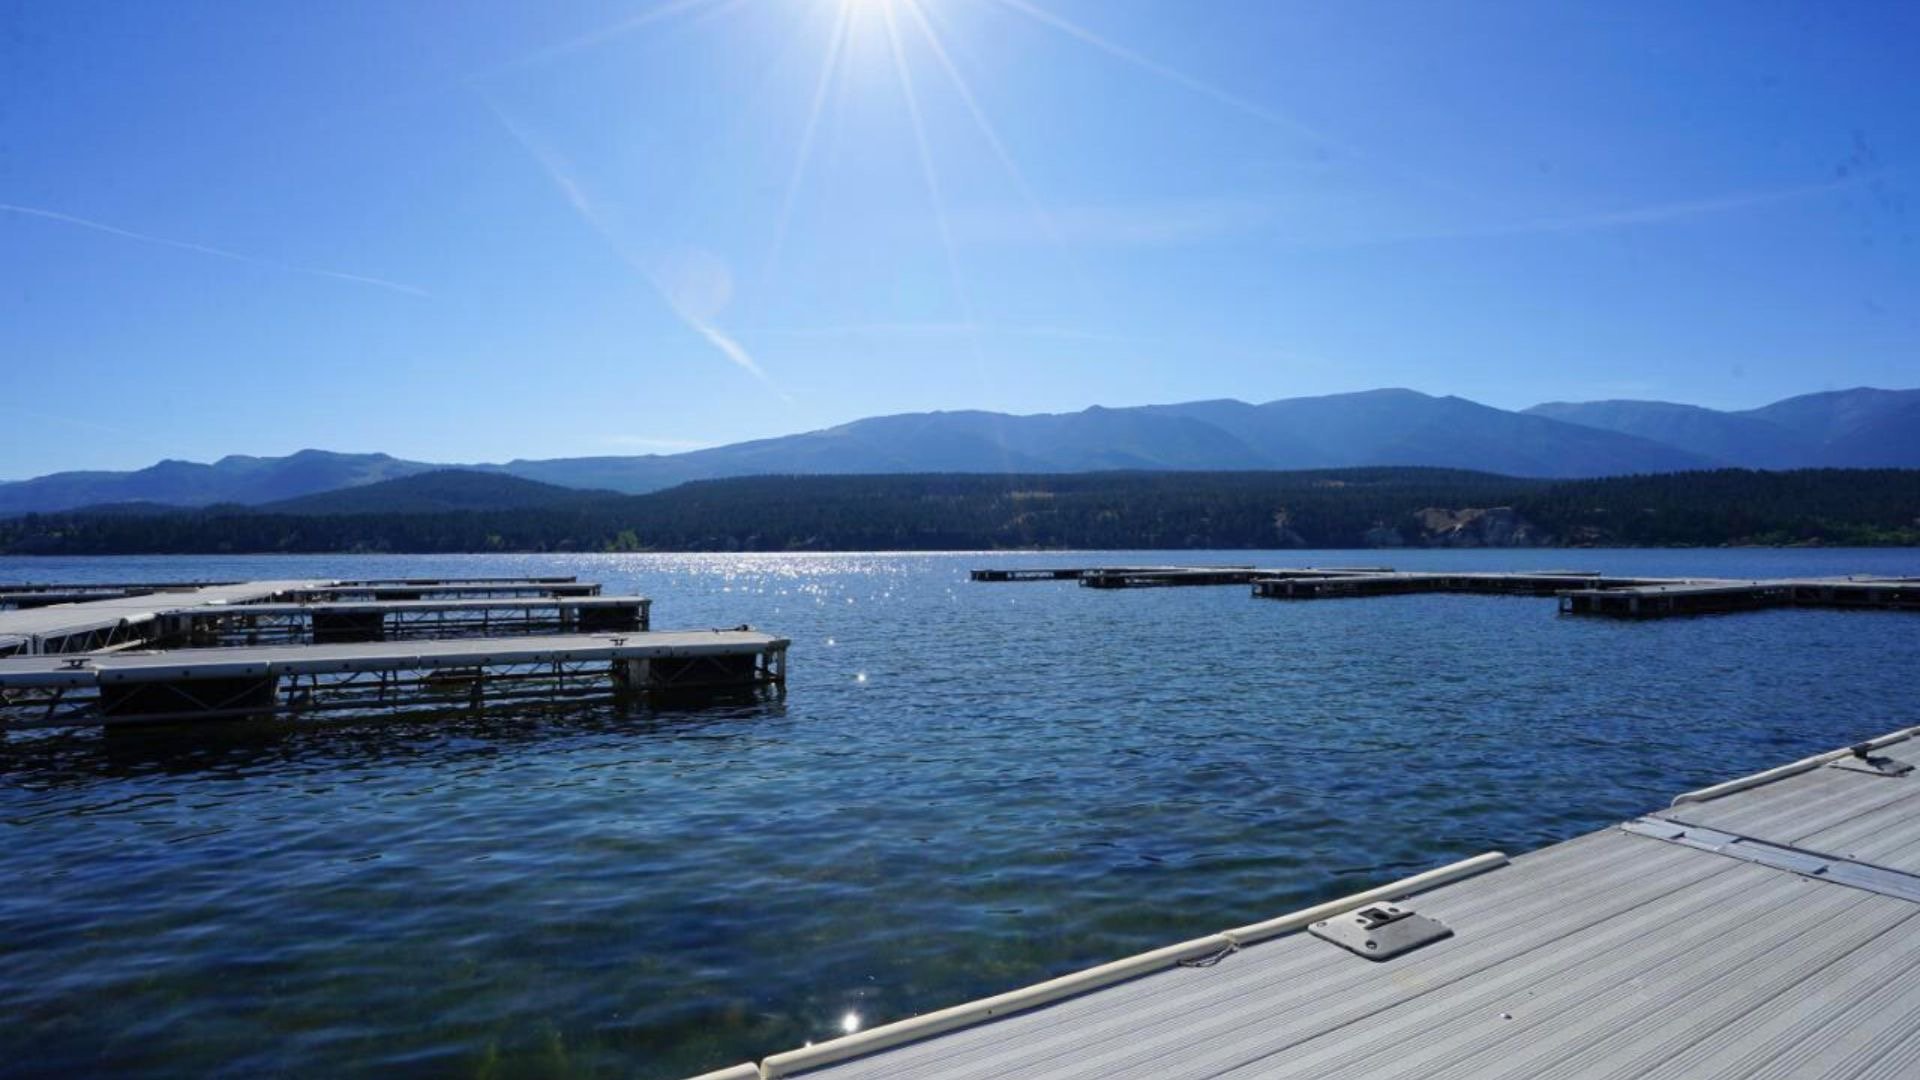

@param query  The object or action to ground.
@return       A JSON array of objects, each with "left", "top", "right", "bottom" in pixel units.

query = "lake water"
[{"left": 4, "top": 549, "right": 1918, "bottom": 1078}]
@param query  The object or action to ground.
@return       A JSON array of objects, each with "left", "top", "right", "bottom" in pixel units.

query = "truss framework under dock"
[
  {"left": 0, "top": 630, "right": 787, "bottom": 729},
  {"left": 0, "top": 577, "right": 615, "bottom": 656},
  {"left": 170, "top": 595, "right": 652, "bottom": 646},
  {"left": 691, "top": 726, "right": 1920, "bottom": 1080}
]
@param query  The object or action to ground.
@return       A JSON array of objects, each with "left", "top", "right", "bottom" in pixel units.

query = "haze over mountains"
[
  {"left": 3, "top": 387, "right": 1914, "bottom": 516},
  {"left": 1526, "top": 387, "right": 1920, "bottom": 470}
]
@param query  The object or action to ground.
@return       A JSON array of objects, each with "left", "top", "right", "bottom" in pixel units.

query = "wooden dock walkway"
[{"left": 690, "top": 726, "right": 1920, "bottom": 1080}]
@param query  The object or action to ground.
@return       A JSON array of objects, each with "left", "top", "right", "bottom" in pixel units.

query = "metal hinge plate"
[
  {"left": 1623, "top": 816, "right": 1920, "bottom": 904},
  {"left": 1311, "top": 903, "right": 1453, "bottom": 961}
]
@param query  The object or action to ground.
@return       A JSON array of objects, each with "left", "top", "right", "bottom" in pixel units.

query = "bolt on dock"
[{"left": 691, "top": 725, "right": 1920, "bottom": 1080}]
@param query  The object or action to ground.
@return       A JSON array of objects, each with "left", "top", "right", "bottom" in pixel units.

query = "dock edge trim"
[
  {"left": 754, "top": 850, "right": 1508, "bottom": 1079},
  {"left": 1218, "top": 851, "right": 1508, "bottom": 946},
  {"left": 1669, "top": 725, "right": 1920, "bottom": 806},
  {"left": 685, "top": 1066, "right": 760, "bottom": 1080}
]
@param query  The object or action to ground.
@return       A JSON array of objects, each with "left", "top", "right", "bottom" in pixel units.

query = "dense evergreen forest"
[{"left": 1, "top": 468, "right": 1915, "bottom": 554}]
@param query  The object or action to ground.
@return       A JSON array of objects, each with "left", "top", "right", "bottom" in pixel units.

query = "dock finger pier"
[{"left": 0, "top": 575, "right": 786, "bottom": 729}]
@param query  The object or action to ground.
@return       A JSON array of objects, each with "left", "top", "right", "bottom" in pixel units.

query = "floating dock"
[
  {"left": 283, "top": 580, "right": 603, "bottom": 602},
  {"left": 970, "top": 566, "right": 1188, "bottom": 582},
  {"left": 0, "top": 582, "right": 237, "bottom": 609},
  {"left": 0, "top": 576, "right": 785, "bottom": 728},
  {"left": 1251, "top": 570, "right": 1680, "bottom": 600},
  {"left": 168, "top": 595, "right": 651, "bottom": 646},
  {"left": 972, "top": 564, "right": 1920, "bottom": 619},
  {"left": 972, "top": 566, "right": 1397, "bottom": 583},
  {"left": 0, "top": 577, "right": 618, "bottom": 656},
  {"left": 691, "top": 726, "right": 1920, "bottom": 1080},
  {"left": 0, "top": 580, "right": 330, "bottom": 656},
  {"left": 1077, "top": 567, "right": 1389, "bottom": 590},
  {"left": 0, "top": 630, "right": 785, "bottom": 728},
  {"left": 1081, "top": 567, "right": 1265, "bottom": 588},
  {"left": 1561, "top": 577, "right": 1920, "bottom": 618},
  {"left": 0, "top": 575, "right": 582, "bottom": 609}
]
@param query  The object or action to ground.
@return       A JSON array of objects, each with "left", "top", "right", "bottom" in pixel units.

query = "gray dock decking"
[
  {"left": 693, "top": 727, "right": 1920, "bottom": 1080},
  {"left": 0, "top": 580, "right": 330, "bottom": 655}
]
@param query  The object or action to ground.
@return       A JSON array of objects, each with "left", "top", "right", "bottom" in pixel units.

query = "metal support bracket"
[
  {"left": 1830, "top": 743, "right": 1915, "bottom": 778},
  {"left": 1310, "top": 903, "right": 1453, "bottom": 961}
]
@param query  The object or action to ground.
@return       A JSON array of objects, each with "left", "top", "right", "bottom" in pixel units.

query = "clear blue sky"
[{"left": 2, "top": 0, "right": 1915, "bottom": 476}]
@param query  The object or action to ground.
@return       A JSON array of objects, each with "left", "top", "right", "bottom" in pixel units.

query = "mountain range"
[{"left": 2, "top": 386, "right": 1914, "bottom": 516}]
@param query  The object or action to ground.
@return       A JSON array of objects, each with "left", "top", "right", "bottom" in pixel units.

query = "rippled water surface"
[{"left": 3, "top": 549, "right": 1918, "bottom": 1077}]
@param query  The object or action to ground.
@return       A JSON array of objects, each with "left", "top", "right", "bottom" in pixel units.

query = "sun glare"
[
  {"left": 838, "top": 0, "right": 897, "bottom": 19},
  {"left": 485, "top": 0, "right": 1281, "bottom": 378}
]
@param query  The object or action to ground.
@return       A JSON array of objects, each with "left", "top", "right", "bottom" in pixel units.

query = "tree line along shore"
[{"left": 1, "top": 467, "right": 1915, "bottom": 555}]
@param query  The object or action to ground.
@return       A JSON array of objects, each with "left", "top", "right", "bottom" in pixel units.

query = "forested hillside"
[{"left": 3, "top": 468, "right": 1914, "bottom": 554}]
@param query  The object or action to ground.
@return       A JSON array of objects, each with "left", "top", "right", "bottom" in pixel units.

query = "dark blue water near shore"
[{"left": 3, "top": 549, "right": 1917, "bottom": 1078}]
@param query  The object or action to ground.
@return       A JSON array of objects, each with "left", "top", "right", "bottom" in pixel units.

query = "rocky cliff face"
[
  {"left": 1365, "top": 506, "right": 1551, "bottom": 547},
  {"left": 1415, "top": 506, "right": 1549, "bottom": 546},
  {"left": 1271, "top": 509, "right": 1310, "bottom": 548}
]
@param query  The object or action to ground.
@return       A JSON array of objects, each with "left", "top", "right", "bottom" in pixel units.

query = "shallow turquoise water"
[{"left": 3, "top": 549, "right": 1918, "bottom": 1078}]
